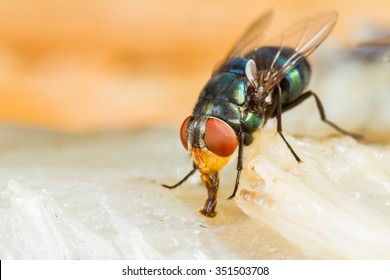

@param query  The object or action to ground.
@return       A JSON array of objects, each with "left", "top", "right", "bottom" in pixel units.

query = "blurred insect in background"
[
  {"left": 357, "top": 35, "right": 390, "bottom": 62},
  {"left": 163, "top": 11, "right": 360, "bottom": 217}
]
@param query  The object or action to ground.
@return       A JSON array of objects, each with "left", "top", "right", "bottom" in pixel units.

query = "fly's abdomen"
[{"left": 247, "top": 46, "right": 311, "bottom": 103}]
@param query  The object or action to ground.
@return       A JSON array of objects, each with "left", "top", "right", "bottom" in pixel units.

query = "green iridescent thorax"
[{"left": 193, "top": 70, "right": 262, "bottom": 136}]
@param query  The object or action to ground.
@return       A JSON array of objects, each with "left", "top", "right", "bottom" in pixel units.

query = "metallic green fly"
[{"left": 163, "top": 11, "right": 360, "bottom": 217}]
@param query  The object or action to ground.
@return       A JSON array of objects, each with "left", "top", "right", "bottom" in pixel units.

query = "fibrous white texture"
[
  {"left": 237, "top": 129, "right": 390, "bottom": 259},
  {"left": 0, "top": 48, "right": 389, "bottom": 259},
  {"left": 0, "top": 127, "right": 304, "bottom": 259}
]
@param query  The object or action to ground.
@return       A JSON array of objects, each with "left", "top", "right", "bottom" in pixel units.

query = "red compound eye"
[
  {"left": 180, "top": 116, "right": 192, "bottom": 150},
  {"left": 204, "top": 118, "right": 237, "bottom": 157}
]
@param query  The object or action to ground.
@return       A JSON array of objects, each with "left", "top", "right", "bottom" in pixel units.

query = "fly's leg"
[
  {"left": 200, "top": 172, "right": 220, "bottom": 217},
  {"left": 161, "top": 162, "right": 197, "bottom": 189},
  {"left": 228, "top": 131, "right": 245, "bottom": 199},
  {"left": 275, "top": 86, "right": 302, "bottom": 163},
  {"left": 281, "top": 90, "right": 362, "bottom": 139}
]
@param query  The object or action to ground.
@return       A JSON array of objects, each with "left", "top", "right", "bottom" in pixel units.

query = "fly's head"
[
  {"left": 180, "top": 116, "right": 238, "bottom": 175},
  {"left": 180, "top": 115, "right": 238, "bottom": 217}
]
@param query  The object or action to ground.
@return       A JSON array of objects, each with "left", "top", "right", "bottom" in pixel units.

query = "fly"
[{"left": 163, "top": 11, "right": 361, "bottom": 217}]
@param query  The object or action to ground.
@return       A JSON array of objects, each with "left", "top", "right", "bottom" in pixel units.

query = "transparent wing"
[
  {"left": 251, "top": 11, "right": 338, "bottom": 93},
  {"left": 225, "top": 10, "right": 273, "bottom": 60},
  {"left": 212, "top": 11, "right": 273, "bottom": 75}
]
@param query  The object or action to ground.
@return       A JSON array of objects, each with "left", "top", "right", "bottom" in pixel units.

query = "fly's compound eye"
[
  {"left": 180, "top": 116, "right": 192, "bottom": 150},
  {"left": 204, "top": 118, "right": 238, "bottom": 157}
]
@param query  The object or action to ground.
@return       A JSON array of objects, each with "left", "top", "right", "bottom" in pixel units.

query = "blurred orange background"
[{"left": 0, "top": 0, "right": 388, "bottom": 131}]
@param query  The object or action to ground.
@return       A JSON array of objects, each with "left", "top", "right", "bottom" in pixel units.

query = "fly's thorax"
[
  {"left": 180, "top": 116, "right": 238, "bottom": 174},
  {"left": 196, "top": 72, "right": 247, "bottom": 107},
  {"left": 193, "top": 99, "right": 242, "bottom": 132},
  {"left": 193, "top": 58, "right": 265, "bottom": 134},
  {"left": 185, "top": 57, "right": 259, "bottom": 133},
  {"left": 216, "top": 57, "right": 249, "bottom": 76}
]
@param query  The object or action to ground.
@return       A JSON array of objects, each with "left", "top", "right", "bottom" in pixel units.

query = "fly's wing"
[
  {"left": 225, "top": 10, "right": 273, "bottom": 59},
  {"left": 212, "top": 10, "right": 273, "bottom": 74},
  {"left": 252, "top": 11, "right": 338, "bottom": 93}
]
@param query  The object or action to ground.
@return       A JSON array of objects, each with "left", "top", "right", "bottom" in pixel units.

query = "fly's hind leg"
[{"left": 281, "top": 90, "right": 362, "bottom": 139}]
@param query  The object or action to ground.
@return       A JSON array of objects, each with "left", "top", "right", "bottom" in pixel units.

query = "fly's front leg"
[
  {"left": 275, "top": 86, "right": 302, "bottom": 163},
  {"left": 228, "top": 131, "right": 245, "bottom": 200},
  {"left": 162, "top": 162, "right": 197, "bottom": 189}
]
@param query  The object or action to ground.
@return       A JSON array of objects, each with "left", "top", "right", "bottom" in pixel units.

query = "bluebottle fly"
[{"left": 163, "top": 11, "right": 361, "bottom": 217}]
